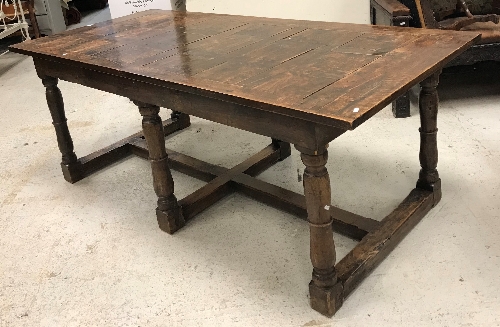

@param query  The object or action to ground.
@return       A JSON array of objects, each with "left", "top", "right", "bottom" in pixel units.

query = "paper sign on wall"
[{"left": 109, "top": 0, "right": 186, "bottom": 19}]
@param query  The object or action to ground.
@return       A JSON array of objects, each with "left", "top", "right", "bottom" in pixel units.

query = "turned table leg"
[
  {"left": 134, "top": 101, "right": 185, "bottom": 234},
  {"left": 41, "top": 76, "right": 82, "bottom": 183},
  {"left": 296, "top": 145, "right": 343, "bottom": 316},
  {"left": 417, "top": 71, "right": 442, "bottom": 205}
]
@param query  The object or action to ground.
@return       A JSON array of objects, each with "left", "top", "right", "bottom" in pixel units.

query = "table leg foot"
[
  {"left": 309, "top": 281, "right": 343, "bottom": 317},
  {"left": 417, "top": 178, "right": 442, "bottom": 206},
  {"left": 60, "top": 162, "right": 84, "bottom": 184},
  {"left": 156, "top": 198, "right": 185, "bottom": 234}
]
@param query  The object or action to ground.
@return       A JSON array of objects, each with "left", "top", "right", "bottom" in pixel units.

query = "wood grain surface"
[{"left": 10, "top": 10, "right": 479, "bottom": 130}]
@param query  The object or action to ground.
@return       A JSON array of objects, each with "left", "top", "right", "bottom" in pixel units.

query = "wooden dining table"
[{"left": 10, "top": 10, "right": 479, "bottom": 316}]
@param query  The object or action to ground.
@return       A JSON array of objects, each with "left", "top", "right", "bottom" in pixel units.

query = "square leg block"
[
  {"left": 309, "top": 281, "right": 343, "bottom": 317},
  {"left": 61, "top": 162, "right": 84, "bottom": 184},
  {"left": 156, "top": 207, "right": 185, "bottom": 234}
]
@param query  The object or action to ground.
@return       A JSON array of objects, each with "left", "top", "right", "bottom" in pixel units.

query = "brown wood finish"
[
  {"left": 40, "top": 76, "right": 82, "bottom": 182},
  {"left": 369, "top": 0, "right": 412, "bottom": 118},
  {"left": 26, "top": 0, "right": 40, "bottom": 38},
  {"left": 9, "top": 10, "right": 478, "bottom": 317},
  {"left": 134, "top": 100, "right": 185, "bottom": 234},
  {"left": 13, "top": 10, "right": 479, "bottom": 130},
  {"left": 337, "top": 187, "right": 434, "bottom": 297},
  {"left": 133, "top": 139, "right": 378, "bottom": 241},
  {"left": 417, "top": 71, "right": 442, "bottom": 204},
  {"left": 298, "top": 146, "right": 343, "bottom": 316},
  {"left": 375, "top": 0, "right": 412, "bottom": 16},
  {"left": 372, "top": 0, "right": 500, "bottom": 117},
  {"left": 76, "top": 115, "right": 189, "bottom": 181}
]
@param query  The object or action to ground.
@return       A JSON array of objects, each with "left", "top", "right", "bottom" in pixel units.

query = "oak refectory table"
[{"left": 10, "top": 10, "right": 479, "bottom": 316}]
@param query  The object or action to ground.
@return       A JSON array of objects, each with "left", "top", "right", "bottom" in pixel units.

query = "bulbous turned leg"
[
  {"left": 41, "top": 76, "right": 82, "bottom": 183},
  {"left": 417, "top": 71, "right": 442, "bottom": 205},
  {"left": 296, "top": 145, "right": 343, "bottom": 317},
  {"left": 134, "top": 101, "right": 185, "bottom": 234}
]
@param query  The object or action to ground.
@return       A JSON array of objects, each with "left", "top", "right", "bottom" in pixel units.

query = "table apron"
[{"left": 33, "top": 57, "right": 345, "bottom": 151}]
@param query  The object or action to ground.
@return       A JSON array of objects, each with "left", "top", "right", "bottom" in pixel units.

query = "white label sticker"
[{"left": 109, "top": 0, "right": 185, "bottom": 19}]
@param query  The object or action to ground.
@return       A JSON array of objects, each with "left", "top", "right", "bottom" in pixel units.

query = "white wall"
[{"left": 187, "top": 0, "right": 370, "bottom": 24}]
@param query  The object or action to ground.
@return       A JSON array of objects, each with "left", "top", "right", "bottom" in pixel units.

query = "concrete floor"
[{"left": 1, "top": 8, "right": 500, "bottom": 327}]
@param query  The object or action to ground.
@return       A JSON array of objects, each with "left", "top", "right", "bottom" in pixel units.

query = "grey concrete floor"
[{"left": 1, "top": 10, "right": 500, "bottom": 327}]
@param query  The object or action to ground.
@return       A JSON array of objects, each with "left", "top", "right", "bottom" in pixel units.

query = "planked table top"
[{"left": 10, "top": 10, "right": 479, "bottom": 130}]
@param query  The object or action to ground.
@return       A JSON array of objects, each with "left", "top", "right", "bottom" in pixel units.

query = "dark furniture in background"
[
  {"left": 2, "top": 0, "right": 40, "bottom": 38},
  {"left": 72, "top": 0, "right": 108, "bottom": 11},
  {"left": 64, "top": 0, "right": 109, "bottom": 25},
  {"left": 10, "top": 10, "right": 478, "bottom": 316},
  {"left": 371, "top": 0, "right": 500, "bottom": 117}
]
